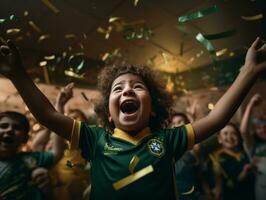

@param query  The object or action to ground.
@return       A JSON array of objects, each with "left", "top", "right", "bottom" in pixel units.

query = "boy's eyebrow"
[{"left": 112, "top": 81, "right": 124, "bottom": 88}]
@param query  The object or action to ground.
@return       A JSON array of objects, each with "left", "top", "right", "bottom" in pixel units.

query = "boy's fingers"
[{"left": 250, "top": 37, "right": 260, "bottom": 49}]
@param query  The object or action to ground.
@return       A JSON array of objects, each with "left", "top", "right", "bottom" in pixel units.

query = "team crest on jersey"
[
  {"left": 23, "top": 156, "right": 37, "bottom": 169},
  {"left": 147, "top": 138, "right": 165, "bottom": 157}
]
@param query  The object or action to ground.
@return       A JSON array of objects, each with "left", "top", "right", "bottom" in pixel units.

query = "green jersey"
[
  {"left": 71, "top": 121, "right": 195, "bottom": 200},
  {"left": 0, "top": 151, "right": 54, "bottom": 200}
]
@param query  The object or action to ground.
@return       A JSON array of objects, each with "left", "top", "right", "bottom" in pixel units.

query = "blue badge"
[{"left": 147, "top": 138, "right": 165, "bottom": 157}]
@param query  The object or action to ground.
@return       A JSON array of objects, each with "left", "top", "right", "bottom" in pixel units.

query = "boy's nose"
[{"left": 122, "top": 87, "right": 135, "bottom": 96}]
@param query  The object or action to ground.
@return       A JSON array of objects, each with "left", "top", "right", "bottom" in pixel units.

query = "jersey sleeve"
[
  {"left": 166, "top": 124, "right": 195, "bottom": 161},
  {"left": 70, "top": 120, "right": 104, "bottom": 161},
  {"left": 30, "top": 151, "right": 55, "bottom": 168}
]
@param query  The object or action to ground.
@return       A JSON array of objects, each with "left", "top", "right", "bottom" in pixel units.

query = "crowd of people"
[{"left": 0, "top": 37, "right": 266, "bottom": 200}]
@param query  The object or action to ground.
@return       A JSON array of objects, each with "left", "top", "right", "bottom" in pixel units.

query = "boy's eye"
[
  {"left": 0, "top": 123, "right": 9, "bottom": 129},
  {"left": 113, "top": 86, "right": 122, "bottom": 92},
  {"left": 134, "top": 84, "right": 144, "bottom": 89}
]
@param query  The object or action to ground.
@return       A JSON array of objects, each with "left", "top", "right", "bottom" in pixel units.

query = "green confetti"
[
  {"left": 204, "top": 29, "right": 236, "bottom": 40},
  {"left": 178, "top": 5, "right": 219, "bottom": 23},
  {"left": 196, "top": 33, "right": 215, "bottom": 55},
  {"left": 177, "top": 24, "right": 216, "bottom": 56}
]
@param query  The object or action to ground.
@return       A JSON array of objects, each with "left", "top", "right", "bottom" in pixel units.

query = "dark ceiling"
[{"left": 0, "top": 0, "right": 265, "bottom": 89}]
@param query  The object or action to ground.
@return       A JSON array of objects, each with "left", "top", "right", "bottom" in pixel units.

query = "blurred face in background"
[
  {"left": 218, "top": 125, "right": 240, "bottom": 149},
  {"left": 255, "top": 123, "right": 266, "bottom": 141}
]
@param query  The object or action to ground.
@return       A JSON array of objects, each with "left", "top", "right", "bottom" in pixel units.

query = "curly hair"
[{"left": 95, "top": 64, "right": 173, "bottom": 132}]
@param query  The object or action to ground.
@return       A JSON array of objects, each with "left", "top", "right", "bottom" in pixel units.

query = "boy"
[
  {"left": 0, "top": 111, "right": 64, "bottom": 199},
  {"left": 0, "top": 37, "right": 265, "bottom": 200}
]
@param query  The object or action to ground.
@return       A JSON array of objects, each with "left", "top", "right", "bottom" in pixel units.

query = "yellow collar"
[
  {"left": 112, "top": 127, "right": 151, "bottom": 145},
  {"left": 216, "top": 148, "right": 242, "bottom": 161}
]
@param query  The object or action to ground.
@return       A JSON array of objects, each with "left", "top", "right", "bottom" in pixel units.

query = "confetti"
[
  {"left": 6, "top": 28, "right": 21, "bottom": 35},
  {"left": 241, "top": 14, "right": 263, "bottom": 21},
  {"left": 97, "top": 26, "right": 113, "bottom": 39},
  {"left": 81, "top": 92, "right": 89, "bottom": 102},
  {"left": 64, "top": 34, "right": 77, "bottom": 39},
  {"left": 196, "top": 33, "right": 215, "bottom": 55},
  {"left": 123, "top": 27, "right": 153, "bottom": 40},
  {"left": 28, "top": 21, "right": 41, "bottom": 32},
  {"left": 24, "top": 11, "right": 29, "bottom": 16},
  {"left": 101, "top": 52, "right": 110, "bottom": 61},
  {"left": 38, "top": 34, "right": 50, "bottom": 43},
  {"left": 109, "top": 17, "right": 121, "bottom": 23},
  {"left": 41, "top": 0, "right": 60, "bottom": 13},
  {"left": 44, "top": 55, "right": 56, "bottom": 60},
  {"left": 216, "top": 48, "right": 228, "bottom": 57},
  {"left": 204, "top": 29, "right": 236, "bottom": 40},
  {"left": 39, "top": 61, "right": 47, "bottom": 66},
  {"left": 64, "top": 70, "right": 85, "bottom": 79},
  {"left": 134, "top": 0, "right": 139, "bottom": 6},
  {"left": 0, "top": 14, "right": 15, "bottom": 24},
  {"left": 178, "top": 5, "right": 219, "bottom": 23}
]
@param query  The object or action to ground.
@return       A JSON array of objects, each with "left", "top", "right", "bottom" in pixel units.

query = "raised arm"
[
  {"left": 192, "top": 37, "right": 266, "bottom": 143},
  {"left": 0, "top": 40, "right": 73, "bottom": 140},
  {"left": 240, "top": 94, "right": 261, "bottom": 149}
]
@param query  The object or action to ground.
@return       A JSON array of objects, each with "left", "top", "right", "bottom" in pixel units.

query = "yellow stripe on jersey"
[
  {"left": 113, "top": 165, "right": 154, "bottom": 190},
  {"left": 185, "top": 124, "right": 195, "bottom": 150},
  {"left": 70, "top": 120, "right": 81, "bottom": 150}
]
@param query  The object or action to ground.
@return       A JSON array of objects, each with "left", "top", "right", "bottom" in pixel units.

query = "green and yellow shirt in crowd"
[
  {"left": 70, "top": 120, "right": 195, "bottom": 200},
  {"left": 0, "top": 152, "right": 54, "bottom": 200}
]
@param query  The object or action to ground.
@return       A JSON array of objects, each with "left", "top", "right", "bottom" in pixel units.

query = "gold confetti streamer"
[
  {"left": 216, "top": 48, "right": 228, "bottom": 57},
  {"left": 64, "top": 70, "right": 85, "bottom": 79},
  {"left": 101, "top": 52, "right": 110, "bottom": 61},
  {"left": 41, "top": 0, "right": 60, "bottom": 13},
  {"left": 109, "top": 17, "right": 121, "bottom": 23},
  {"left": 28, "top": 21, "right": 41, "bottom": 32},
  {"left": 38, "top": 34, "right": 50, "bottom": 43},
  {"left": 65, "top": 34, "right": 77, "bottom": 39},
  {"left": 134, "top": 0, "right": 139, "bottom": 6},
  {"left": 41, "top": 65, "right": 50, "bottom": 84},
  {"left": 6, "top": 28, "right": 21, "bottom": 35},
  {"left": 81, "top": 92, "right": 89, "bottom": 102},
  {"left": 44, "top": 55, "right": 55, "bottom": 60},
  {"left": 113, "top": 165, "right": 154, "bottom": 190},
  {"left": 241, "top": 14, "right": 263, "bottom": 21}
]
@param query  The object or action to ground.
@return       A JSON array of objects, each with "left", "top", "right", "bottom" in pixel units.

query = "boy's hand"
[
  {"left": 249, "top": 93, "right": 261, "bottom": 107},
  {"left": 31, "top": 167, "right": 52, "bottom": 196},
  {"left": 55, "top": 82, "right": 74, "bottom": 108},
  {"left": 242, "top": 37, "right": 266, "bottom": 76},
  {"left": 0, "top": 40, "right": 24, "bottom": 78}
]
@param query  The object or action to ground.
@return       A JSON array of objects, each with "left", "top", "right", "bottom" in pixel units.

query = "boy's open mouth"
[{"left": 120, "top": 100, "right": 139, "bottom": 114}]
